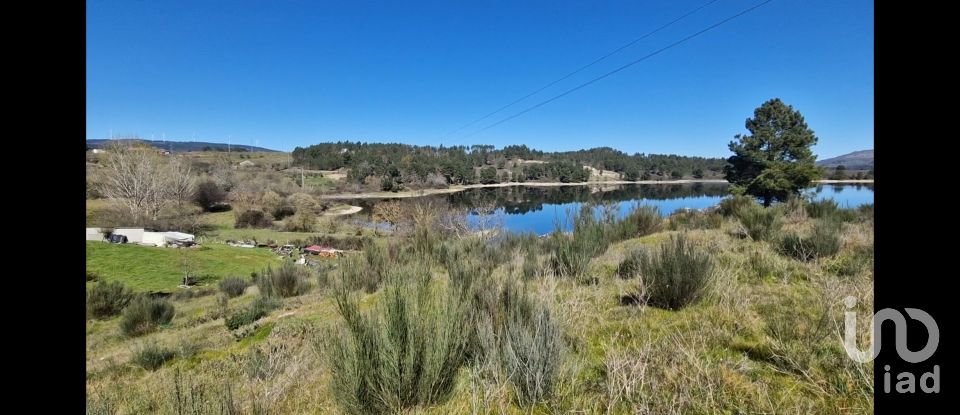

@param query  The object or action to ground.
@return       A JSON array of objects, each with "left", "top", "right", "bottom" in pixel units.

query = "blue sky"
[{"left": 87, "top": 0, "right": 873, "bottom": 159}]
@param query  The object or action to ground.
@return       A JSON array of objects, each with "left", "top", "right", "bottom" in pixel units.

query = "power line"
[
  {"left": 440, "top": 0, "right": 722, "bottom": 144},
  {"left": 462, "top": 0, "right": 776, "bottom": 139}
]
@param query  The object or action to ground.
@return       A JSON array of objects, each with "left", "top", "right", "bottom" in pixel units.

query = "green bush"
[
  {"left": 234, "top": 209, "right": 274, "bottom": 229},
  {"left": 120, "top": 296, "right": 175, "bottom": 337},
  {"left": 736, "top": 204, "right": 783, "bottom": 241},
  {"left": 668, "top": 209, "right": 724, "bottom": 231},
  {"left": 257, "top": 262, "right": 309, "bottom": 298},
  {"left": 806, "top": 199, "right": 857, "bottom": 222},
  {"left": 336, "top": 243, "right": 390, "bottom": 293},
  {"left": 638, "top": 235, "right": 714, "bottom": 310},
  {"left": 324, "top": 278, "right": 469, "bottom": 414},
  {"left": 87, "top": 280, "right": 134, "bottom": 319},
  {"left": 826, "top": 244, "right": 874, "bottom": 276},
  {"left": 218, "top": 276, "right": 249, "bottom": 298},
  {"left": 170, "top": 287, "right": 216, "bottom": 301},
  {"left": 224, "top": 296, "right": 280, "bottom": 330},
  {"left": 550, "top": 206, "right": 609, "bottom": 280},
  {"left": 492, "top": 283, "right": 565, "bottom": 407},
  {"left": 612, "top": 205, "right": 662, "bottom": 239},
  {"left": 132, "top": 343, "right": 176, "bottom": 371},
  {"left": 778, "top": 221, "right": 843, "bottom": 261},
  {"left": 717, "top": 195, "right": 757, "bottom": 217},
  {"left": 616, "top": 248, "right": 646, "bottom": 279}
]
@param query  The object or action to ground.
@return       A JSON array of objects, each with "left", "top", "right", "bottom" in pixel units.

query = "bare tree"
[
  {"left": 95, "top": 141, "right": 169, "bottom": 223},
  {"left": 167, "top": 156, "right": 195, "bottom": 208},
  {"left": 471, "top": 199, "right": 504, "bottom": 242}
]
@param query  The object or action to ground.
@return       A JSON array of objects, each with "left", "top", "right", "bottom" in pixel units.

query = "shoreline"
[{"left": 319, "top": 179, "right": 873, "bottom": 200}]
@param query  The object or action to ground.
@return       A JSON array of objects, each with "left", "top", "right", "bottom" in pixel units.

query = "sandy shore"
[
  {"left": 322, "top": 205, "right": 363, "bottom": 215},
  {"left": 813, "top": 179, "right": 875, "bottom": 184}
]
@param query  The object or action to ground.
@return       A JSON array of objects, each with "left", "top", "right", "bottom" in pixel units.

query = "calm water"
[
  {"left": 457, "top": 183, "right": 873, "bottom": 235},
  {"left": 356, "top": 182, "right": 874, "bottom": 235}
]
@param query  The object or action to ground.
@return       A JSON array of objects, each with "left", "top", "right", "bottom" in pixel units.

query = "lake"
[{"left": 356, "top": 182, "right": 874, "bottom": 235}]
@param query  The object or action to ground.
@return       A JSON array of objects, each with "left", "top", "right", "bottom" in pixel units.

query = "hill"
[
  {"left": 816, "top": 149, "right": 873, "bottom": 170},
  {"left": 87, "top": 139, "right": 279, "bottom": 153}
]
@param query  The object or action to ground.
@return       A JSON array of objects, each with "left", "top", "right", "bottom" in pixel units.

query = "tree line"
[{"left": 290, "top": 142, "right": 729, "bottom": 191}]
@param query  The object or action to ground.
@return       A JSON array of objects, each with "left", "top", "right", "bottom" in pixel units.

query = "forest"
[{"left": 291, "top": 142, "right": 728, "bottom": 191}]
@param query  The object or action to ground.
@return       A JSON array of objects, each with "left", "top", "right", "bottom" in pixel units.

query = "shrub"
[
  {"left": 778, "top": 220, "right": 843, "bottom": 261},
  {"left": 219, "top": 276, "right": 249, "bottom": 298},
  {"left": 638, "top": 235, "right": 714, "bottom": 310},
  {"left": 668, "top": 209, "right": 723, "bottom": 231},
  {"left": 170, "top": 287, "right": 217, "bottom": 301},
  {"left": 805, "top": 198, "right": 838, "bottom": 219},
  {"left": 121, "top": 296, "right": 175, "bottom": 337},
  {"left": 856, "top": 203, "right": 874, "bottom": 222},
  {"left": 482, "top": 282, "right": 565, "bottom": 407},
  {"left": 736, "top": 204, "right": 783, "bottom": 241},
  {"left": 86, "top": 271, "right": 100, "bottom": 282},
  {"left": 225, "top": 296, "right": 280, "bottom": 330},
  {"left": 612, "top": 205, "right": 662, "bottom": 239},
  {"left": 826, "top": 244, "right": 874, "bottom": 276},
  {"left": 87, "top": 280, "right": 134, "bottom": 319},
  {"left": 336, "top": 243, "right": 390, "bottom": 293},
  {"left": 257, "top": 262, "right": 309, "bottom": 298},
  {"left": 717, "top": 195, "right": 756, "bottom": 217},
  {"left": 324, "top": 278, "right": 470, "bottom": 414},
  {"left": 132, "top": 343, "right": 176, "bottom": 371},
  {"left": 550, "top": 206, "right": 609, "bottom": 280},
  {"left": 282, "top": 212, "right": 316, "bottom": 232},
  {"left": 806, "top": 199, "right": 857, "bottom": 222},
  {"left": 616, "top": 248, "right": 646, "bottom": 279},
  {"left": 193, "top": 180, "right": 227, "bottom": 212},
  {"left": 234, "top": 209, "right": 274, "bottom": 229}
]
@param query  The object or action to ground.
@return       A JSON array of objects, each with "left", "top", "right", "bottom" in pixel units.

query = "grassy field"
[
  {"left": 86, "top": 242, "right": 280, "bottom": 292},
  {"left": 85, "top": 202, "right": 874, "bottom": 413}
]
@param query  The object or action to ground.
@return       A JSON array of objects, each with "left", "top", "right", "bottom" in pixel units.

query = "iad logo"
[{"left": 843, "top": 296, "right": 940, "bottom": 393}]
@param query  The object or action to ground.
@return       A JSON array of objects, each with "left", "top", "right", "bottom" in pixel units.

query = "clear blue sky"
[{"left": 87, "top": 0, "right": 873, "bottom": 159}]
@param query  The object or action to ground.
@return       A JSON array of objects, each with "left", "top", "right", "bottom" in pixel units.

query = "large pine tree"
[{"left": 724, "top": 98, "right": 820, "bottom": 206}]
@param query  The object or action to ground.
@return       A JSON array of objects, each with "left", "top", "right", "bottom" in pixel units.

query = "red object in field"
[{"left": 304, "top": 245, "right": 324, "bottom": 253}]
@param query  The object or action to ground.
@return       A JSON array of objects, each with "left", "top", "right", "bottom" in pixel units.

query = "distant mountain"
[
  {"left": 816, "top": 149, "right": 873, "bottom": 170},
  {"left": 86, "top": 139, "right": 279, "bottom": 153}
]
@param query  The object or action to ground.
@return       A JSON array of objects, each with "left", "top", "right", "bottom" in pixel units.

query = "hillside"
[
  {"left": 817, "top": 149, "right": 873, "bottom": 170},
  {"left": 87, "top": 139, "right": 279, "bottom": 153}
]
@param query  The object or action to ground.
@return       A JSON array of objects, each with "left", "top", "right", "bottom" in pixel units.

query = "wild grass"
[
  {"left": 131, "top": 342, "right": 176, "bottom": 371},
  {"left": 778, "top": 220, "right": 843, "bottom": 261}
]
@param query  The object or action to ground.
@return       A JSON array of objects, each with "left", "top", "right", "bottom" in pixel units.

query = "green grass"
[
  {"left": 86, "top": 241, "right": 280, "bottom": 292},
  {"left": 199, "top": 208, "right": 364, "bottom": 244}
]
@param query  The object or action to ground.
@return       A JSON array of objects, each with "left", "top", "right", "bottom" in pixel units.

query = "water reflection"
[{"left": 356, "top": 183, "right": 873, "bottom": 235}]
